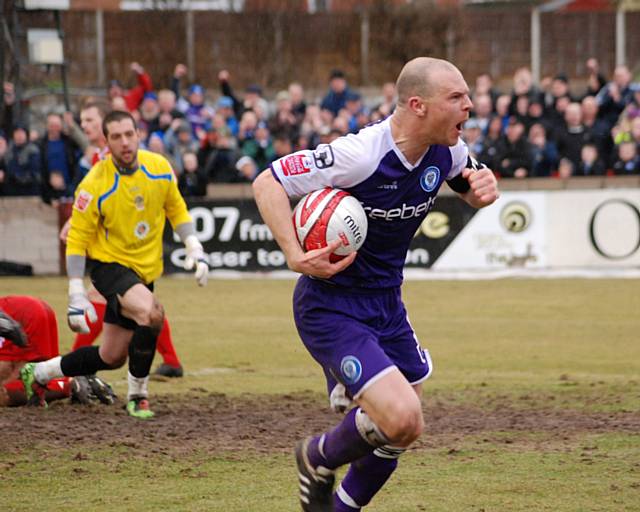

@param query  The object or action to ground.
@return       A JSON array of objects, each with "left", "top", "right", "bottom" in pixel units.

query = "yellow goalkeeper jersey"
[{"left": 66, "top": 149, "right": 192, "bottom": 283}]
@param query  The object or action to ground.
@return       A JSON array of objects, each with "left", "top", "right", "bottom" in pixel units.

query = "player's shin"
[
  {"left": 334, "top": 447, "right": 404, "bottom": 511},
  {"left": 60, "top": 346, "right": 113, "bottom": 376},
  {"left": 127, "top": 325, "right": 158, "bottom": 399},
  {"left": 307, "top": 407, "right": 389, "bottom": 471}
]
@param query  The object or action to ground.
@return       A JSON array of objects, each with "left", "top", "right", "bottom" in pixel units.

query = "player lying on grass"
[{"left": 0, "top": 296, "right": 115, "bottom": 407}]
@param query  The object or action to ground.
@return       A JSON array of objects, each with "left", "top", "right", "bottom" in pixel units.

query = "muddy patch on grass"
[{"left": 1, "top": 390, "right": 638, "bottom": 457}]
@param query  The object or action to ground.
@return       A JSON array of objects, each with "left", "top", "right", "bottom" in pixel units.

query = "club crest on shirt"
[
  {"left": 420, "top": 166, "right": 440, "bottom": 192},
  {"left": 134, "top": 221, "right": 150, "bottom": 240},
  {"left": 134, "top": 195, "right": 145, "bottom": 211},
  {"left": 340, "top": 355, "right": 363, "bottom": 385},
  {"left": 74, "top": 190, "right": 93, "bottom": 212}
]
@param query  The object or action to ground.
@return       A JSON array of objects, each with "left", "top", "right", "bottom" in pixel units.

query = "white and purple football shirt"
[{"left": 270, "top": 117, "right": 469, "bottom": 289}]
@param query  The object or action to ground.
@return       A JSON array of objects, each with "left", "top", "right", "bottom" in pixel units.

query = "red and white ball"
[{"left": 292, "top": 188, "right": 368, "bottom": 261}]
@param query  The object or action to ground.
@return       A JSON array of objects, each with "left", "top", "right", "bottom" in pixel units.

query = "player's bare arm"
[{"left": 252, "top": 170, "right": 355, "bottom": 278}]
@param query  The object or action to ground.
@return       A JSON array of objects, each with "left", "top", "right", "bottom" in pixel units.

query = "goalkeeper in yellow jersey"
[{"left": 20, "top": 110, "right": 209, "bottom": 419}]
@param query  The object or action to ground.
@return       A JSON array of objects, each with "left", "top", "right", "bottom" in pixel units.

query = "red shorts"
[{"left": 0, "top": 296, "right": 59, "bottom": 361}]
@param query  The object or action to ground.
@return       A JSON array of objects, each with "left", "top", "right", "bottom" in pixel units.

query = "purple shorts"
[{"left": 293, "top": 275, "right": 432, "bottom": 399}]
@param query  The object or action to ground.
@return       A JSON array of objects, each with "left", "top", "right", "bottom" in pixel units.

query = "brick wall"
[{"left": 0, "top": 198, "right": 60, "bottom": 275}]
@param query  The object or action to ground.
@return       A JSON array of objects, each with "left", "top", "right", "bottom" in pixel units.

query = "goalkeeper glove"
[
  {"left": 67, "top": 278, "right": 98, "bottom": 333},
  {"left": 0, "top": 310, "right": 27, "bottom": 348},
  {"left": 184, "top": 235, "right": 209, "bottom": 287}
]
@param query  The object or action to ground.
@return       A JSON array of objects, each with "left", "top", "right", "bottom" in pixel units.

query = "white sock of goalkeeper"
[
  {"left": 33, "top": 356, "right": 63, "bottom": 384},
  {"left": 127, "top": 371, "right": 149, "bottom": 401}
]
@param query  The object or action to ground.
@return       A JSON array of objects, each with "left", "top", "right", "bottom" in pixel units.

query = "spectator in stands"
[
  {"left": 217, "top": 69, "right": 268, "bottom": 122},
  {"left": 557, "top": 157, "right": 574, "bottom": 179},
  {"left": 544, "top": 73, "right": 573, "bottom": 111},
  {"left": 374, "top": 81, "right": 397, "bottom": 118},
  {"left": 4, "top": 125, "right": 41, "bottom": 196},
  {"left": 273, "top": 133, "right": 293, "bottom": 160},
  {"left": 39, "top": 113, "right": 81, "bottom": 204},
  {"left": 241, "top": 121, "right": 275, "bottom": 171},
  {"left": 157, "top": 88, "right": 183, "bottom": 121},
  {"left": 147, "top": 132, "right": 178, "bottom": 170},
  {"left": 269, "top": 90, "right": 299, "bottom": 142},
  {"left": 474, "top": 72, "right": 500, "bottom": 107},
  {"left": 495, "top": 117, "right": 532, "bottom": 179},
  {"left": 596, "top": 65, "right": 637, "bottom": 130},
  {"left": 321, "top": 69, "right": 353, "bottom": 117},
  {"left": 495, "top": 94, "right": 512, "bottom": 131},
  {"left": 238, "top": 109, "right": 259, "bottom": 147},
  {"left": 556, "top": 102, "right": 591, "bottom": 169},
  {"left": 198, "top": 125, "right": 240, "bottom": 183},
  {"left": 107, "top": 61, "right": 153, "bottom": 113},
  {"left": 288, "top": 82, "right": 307, "bottom": 124},
  {"left": 2, "top": 82, "right": 16, "bottom": 136},
  {"left": 178, "top": 151, "right": 208, "bottom": 196},
  {"left": 581, "top": 95, "right": 613, "bottom": 164},
  {"left": 479, "top": 115, "right": 504, "bottom": 173},
  {"left": 216, "top": 96, "right": 239, "bottom": 137},
  {"left": 612, "top": 141, "right": 640, "bottom": 175},
  {"left": 575, "top": 143, "right": 606, "bottom": 176},
  {"left": 344, "top": 91, "right": 366, "bottom": 133},
  {"left": 111, "top": 96, "right": 128, "bottom": 112},
  {"left": 138, "top": 92, "right": 161, "bottom": 137},
  {"left": 300, "top": 104, "right": 324, "bottom": 149},
  {"left": 461, "top": 118, "right": 484, "bottom": 159},
  {"left": 528, "top": 123, "right": 558, "bottom": 177},
  {"left": 164, "top": 118, "right": 199, "bottom": 174},
  {"left": 584, "top": 58, "right": 607, "bottom": 98},
  {"left": 234, "top": 155, "right": 259, "bottom": 183},
  {"left": 331, "top": 114, "right": 350, "bottom": 137},
  {"left": 511, "top": 67, "right": 543, "bottom": 105},
  {"left": 179, "top": 84, "right": 214, "bottom": 140},
  {"left": 471, "top": 93, "right": 492, "bottom": 133}
]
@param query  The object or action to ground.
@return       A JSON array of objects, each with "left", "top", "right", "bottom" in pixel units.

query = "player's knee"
[
  {"left": 136, "top": 300, "right": 164, "bottom": 331},
  {"left": 383, "top": 402, "right": 424, "bottom": 446},
  {"left": 101, "top": 353, "right": 127, "bottom": 369},
  {"left": 147, "top": 300, "right": 164, "bottom": 331}
]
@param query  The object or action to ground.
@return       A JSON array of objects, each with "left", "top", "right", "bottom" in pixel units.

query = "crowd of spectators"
[{"left": 1, "top": 57, "right": 639, "bottom": 201}]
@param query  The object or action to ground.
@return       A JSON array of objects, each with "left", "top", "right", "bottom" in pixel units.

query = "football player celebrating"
[
  {"left": 253, "top": 57, "right": 499, "bottom": 511},
  {"left": 21, "top": 110, "right": 209, "bottom": 419}
]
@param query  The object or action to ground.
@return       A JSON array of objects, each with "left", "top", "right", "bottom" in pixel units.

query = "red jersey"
[
  {"left": 91, "top": 146, "right": 110, "bottom": 166},
  {"left": 0, "top": 296, "right": 59, "bottom": 361}
]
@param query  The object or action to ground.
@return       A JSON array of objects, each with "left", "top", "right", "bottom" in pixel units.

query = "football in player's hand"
[{"left": 293, "top": 188, "right": 368, "bottom": 261}]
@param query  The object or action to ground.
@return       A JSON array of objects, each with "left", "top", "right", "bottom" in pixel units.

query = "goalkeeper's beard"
[{"left": 113, "top": 153, "right": 139, "bottom": 174}]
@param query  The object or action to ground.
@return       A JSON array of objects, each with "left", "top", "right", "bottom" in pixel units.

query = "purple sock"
[
  {"left": 334, "top": 451, "right": 399, "bottom": 510},
  {"left": 307, "top": 408, "right": 376, "bottom": 470}
]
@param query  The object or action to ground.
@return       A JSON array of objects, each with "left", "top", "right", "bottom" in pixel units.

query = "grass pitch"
[{"left": 1, "top": 276, "right": 639, "bottom": 511}]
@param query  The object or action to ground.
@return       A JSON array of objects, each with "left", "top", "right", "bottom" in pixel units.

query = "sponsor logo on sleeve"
[
  {"left": 74, "top": 190, "right": 93, "bottom": 212},
  {"left": 282, "top": 154, "right": 313, "bottom": 176}
]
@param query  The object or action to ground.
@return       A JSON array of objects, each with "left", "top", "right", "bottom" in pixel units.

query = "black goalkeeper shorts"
[{"left": 88, "top": 260, "right": 154, "bottom": 330}]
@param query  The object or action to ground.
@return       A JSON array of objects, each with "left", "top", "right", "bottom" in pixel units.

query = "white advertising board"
[
  {"left": 548, "top": 189, "right": 640, "bottom": 267},
  {"left": 432, "top": 192, "right": 547, "bottom": 270}
]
